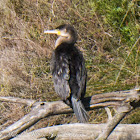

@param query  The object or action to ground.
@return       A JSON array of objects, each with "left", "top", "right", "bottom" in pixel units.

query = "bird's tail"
[{"left": 71, "top": 96, "right": 89, "bottom": 123}]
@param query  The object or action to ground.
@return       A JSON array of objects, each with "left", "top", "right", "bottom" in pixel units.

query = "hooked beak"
[{"left": 44, "top": 29, "right": 68, "bottom": 37}]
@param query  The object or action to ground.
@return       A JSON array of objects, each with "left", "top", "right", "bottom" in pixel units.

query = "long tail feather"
[{"left": 71, "top": 96, "right": 89, "bottom": 123}]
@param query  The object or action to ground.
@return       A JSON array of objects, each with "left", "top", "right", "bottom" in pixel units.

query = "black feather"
[{"left": 51, "top": 24, "right": 89, "bottom": 122}]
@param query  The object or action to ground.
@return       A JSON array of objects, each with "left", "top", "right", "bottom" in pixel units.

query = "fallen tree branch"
[
  {"left": 96, "top": 105, "right": 131, "bottom": 140},
  {"left": 0, "top": 97, "right": 36, "bottom": 106},
  {"left": 0, "top": 87, "right": 140, "bottom": 140},
  {"left": 96, "top": 87, "right": 140, "bottom": 140},
  {"left": 11, "top": 124, "right": 140, "bottom": 140}
]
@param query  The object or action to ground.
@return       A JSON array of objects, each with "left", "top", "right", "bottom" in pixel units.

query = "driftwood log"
[
  {"left": 12, "top": 124, "right": 140, "bottom": 140},
  {"left": 0, "top": 87, "right": 140, "bottom": 140}
]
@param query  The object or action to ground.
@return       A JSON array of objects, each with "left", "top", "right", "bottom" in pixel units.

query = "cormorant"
[{"left": 44, "top": 24, "right": 89, "bottom": 123}]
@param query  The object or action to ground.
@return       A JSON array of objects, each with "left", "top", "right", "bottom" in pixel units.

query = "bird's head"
[{"left": 44, "top": 24, "right": 77, "bottom": 47}]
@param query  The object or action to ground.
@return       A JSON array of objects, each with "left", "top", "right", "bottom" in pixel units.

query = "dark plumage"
[{"left": 44, "top": 24, "right": 89, "bottom": 122}]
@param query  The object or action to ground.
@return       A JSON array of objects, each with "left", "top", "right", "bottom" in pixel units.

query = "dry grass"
[
  {"left": 0, "top": 102, "right": 27, "bottom": 131},
  {"left": 0, "top": 0, "right": 139, "bottom": 131}
]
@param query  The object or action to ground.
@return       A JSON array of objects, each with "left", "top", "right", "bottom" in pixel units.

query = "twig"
[
  {"left": 115, "top": 36, "right": 140, "bottom": 84},
  {"left": 51, "top": 0, "right": 56, "bottom": 17},
  {"left": 120, "top": 0, "right": 135, "bottom": 27},
  {"left": 105, "top": 107, "right": 112, "bottom": 122}
]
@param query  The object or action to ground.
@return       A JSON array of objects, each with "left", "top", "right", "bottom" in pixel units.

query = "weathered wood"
[
  {"left": 0, "top": 97, "right": 36, "bottom": 106},
  {"left": 95, "top": 87, "right": 140, "bottom": 140},
  {"left": 0, "top": 88, "right": 140, "bottom": 140},
  {"left": 96, "top": 106, "right": 132, "bottom": 140},
  {"left": 11, "top": 124, "right": 140, "bottom": 140}
]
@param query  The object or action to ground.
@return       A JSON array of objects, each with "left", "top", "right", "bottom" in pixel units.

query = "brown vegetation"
[{"left": 0, "top": 0, "right": 139, "bottom": 133}]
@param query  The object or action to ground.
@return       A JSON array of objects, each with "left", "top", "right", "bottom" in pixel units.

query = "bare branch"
[
  {"left": 96, "top": 87, "right": 140, "bottom": 140},
  {"left": 0, "top": 88, "right": 140, "bottom": 140},
  {"left": 0, "top": 97, "right": 36, "bottom": 106},
  {"left": 105, "top": 107, "right": 112, "bottom": 122}
]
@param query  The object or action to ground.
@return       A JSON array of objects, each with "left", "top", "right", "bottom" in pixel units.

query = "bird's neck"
[{"left": 55, "top": 36, "right": 76, "bottom": 48}]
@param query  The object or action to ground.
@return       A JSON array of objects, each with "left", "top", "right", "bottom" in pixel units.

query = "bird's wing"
[
  {"left": 52, "top": 56, "right": 71, "bottom": 101},
  {"left": 76, "top": 58, "right": 87, "bottom": 99}
]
